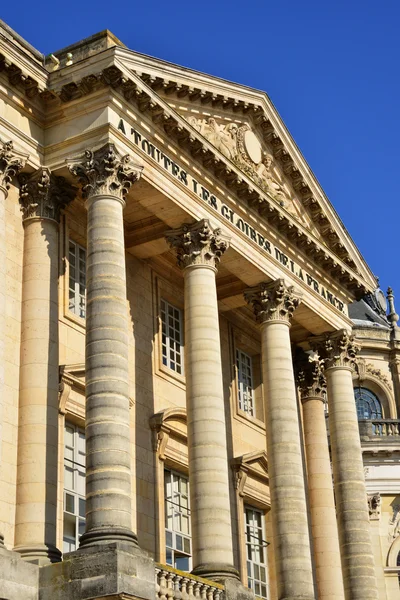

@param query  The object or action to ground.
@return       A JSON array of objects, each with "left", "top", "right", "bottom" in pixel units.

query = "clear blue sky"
[{"left": 2, "top": 1, "right": 399, "bottom": 300}]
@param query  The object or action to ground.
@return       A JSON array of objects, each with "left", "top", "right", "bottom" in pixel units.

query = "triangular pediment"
[{"left": 107, "top": 46, "right": 376, "bottom": 292}]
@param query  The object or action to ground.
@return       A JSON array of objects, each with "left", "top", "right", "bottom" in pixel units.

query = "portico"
[{"left": 0, "top": 21, "right": 386, "bottom": 600}]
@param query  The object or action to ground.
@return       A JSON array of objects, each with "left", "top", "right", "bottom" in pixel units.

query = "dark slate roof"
[{"left": 349, "top": 295, "right": 390, "bottom": 329}]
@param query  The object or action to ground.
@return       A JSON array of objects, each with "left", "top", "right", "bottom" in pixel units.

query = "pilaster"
[
  {"left": 0, "top": 140, "right": 27, "bottom": 547},
  {"left": 14, "top": 167, "right": 74, "bottom": 565}
]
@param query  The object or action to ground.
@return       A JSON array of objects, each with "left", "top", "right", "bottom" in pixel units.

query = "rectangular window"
[
  {"left": 161, "top": 299, "right": 183, "bottom": 375},
  {"left": 164, "top": 470, "right": 191, "bottom": 571},
  {"left": 69, "top": 240, "right": 86, "bottom": 319},
  {"left": 236, "top": 349, "right": 255, "bottom": 416},
  {"left": 63, "top": 422, "right": 86, "bottom": 554},
  {"left": 245, "top": 507, "right": 269, "bottom": 599}
]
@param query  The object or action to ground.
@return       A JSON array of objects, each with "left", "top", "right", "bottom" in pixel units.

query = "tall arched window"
[{"left": 354, "top": 387, "right": 383, "bottom": 420}]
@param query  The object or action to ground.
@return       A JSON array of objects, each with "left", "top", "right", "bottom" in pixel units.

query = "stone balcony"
[
  {"left": 155, "top": 565, "right": 225, "bottom": 599},
  {"left": 358, "top": 420, "right": 400, "bottom": 454}
]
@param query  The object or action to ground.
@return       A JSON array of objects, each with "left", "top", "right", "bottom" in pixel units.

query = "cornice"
[
  {"left": 0, "top": 35, "right": 48, "bottom": 99},
  {"left": 0, "top": 44, "right": 372, "bottom": 297}
]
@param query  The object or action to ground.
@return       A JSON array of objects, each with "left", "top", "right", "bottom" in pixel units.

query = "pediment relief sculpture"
[{"left": 186, "top": 116, "right": 308, "bottom": 225}]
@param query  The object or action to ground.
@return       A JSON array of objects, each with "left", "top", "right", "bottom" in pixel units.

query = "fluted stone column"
[
  {"left": 166, "top": 219, "right": 238, "bottom": 582},
  {"left": 14, "top": 168, "right": 74, "bottom": 564},
  {"left": 0, "top": 141, "right": 26, "bottom": 547},
  {"left": 245, "top": 280, "right": 315, "bottom": 600},
  {"left": 297, "top": 357, "right": 344, "bottom": 600},
  {"left": 313, "top": 330, "right": 378, "bottom": 600},
  {"left": 68, "top": 144, "right": 142, "bottom": 549}
]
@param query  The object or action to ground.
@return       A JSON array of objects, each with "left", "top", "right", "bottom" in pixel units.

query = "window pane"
[
  {"left": 160, "top": 300, "right": 183, "bottom": 374},
  {"left": 64, "top": 466, "right": 74, "bottom": 491},
  {"left": 65, "top": 493, "right": 75, "bottom": 514},
  {"left": 164, "top": 470, "right": 191, "bottom": 572},
  {"left": 69, "top": 241, "right": 86, "bottom": 318},
  {"left": 175, "top": 555, "right": 190, "bottom": 571}
]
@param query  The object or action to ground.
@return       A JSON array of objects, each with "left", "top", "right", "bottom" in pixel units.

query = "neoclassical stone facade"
[{"left": 0, "top": 18, "right": 399, "bottom": 600}]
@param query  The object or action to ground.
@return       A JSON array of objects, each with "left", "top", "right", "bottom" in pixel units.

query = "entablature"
[{"left": 1, "top": 38, "right": 376, "bottom": 305}]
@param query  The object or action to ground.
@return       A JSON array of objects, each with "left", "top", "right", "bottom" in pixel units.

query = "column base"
[
  {"left": 13, "top": 543, "right": 61, "bottom": 565},
  {"left": 192, "top": 563, "right": 240, "bottom": 583},
  {"left": 79, "top": 526, "right": 139, "bottom": 549},
  {"left": 39, "top": 541, "right": 155, "bottom": 600}
]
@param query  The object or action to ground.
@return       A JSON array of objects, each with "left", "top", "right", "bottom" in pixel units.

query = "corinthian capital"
[
  {"left": 311, "top": 329, "right": 360, "bottom": 371},
  {"left": 68, "top": 143, "right": 142, "bottom": 201},
  {"left": 0, "top": 140, "right": 27, "bottom": 194},
  {"left": 244, "top": 279, "right": 302, "bottom": 325},
  {"left": 19, "top": 168, "right": 76, "bottom": 222},
  {"left": 297, "top": 355, "right": 327, "bottom": 402},
  {"left": 165, "top": 219, "right": 230, "bottom": 269}
]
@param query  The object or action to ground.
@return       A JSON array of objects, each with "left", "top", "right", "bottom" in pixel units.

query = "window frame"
[
  {"left": 160, "top": 298, "right": 184, "bottom": 376},
  {"left": 68, "top": 239, "right": 87, "bottom": 320},
  {"left": 244, "top": 505, "right": 269, "bottom": 599},
  {"left": 236, "top": 348, "right": 255, "bottom": 417},
  {"left": 63, "top": 421, "right": 86, "bottom": 554},
  {"left": 354, "top": 387, "right": 383, "bottom": 420},
  {"left": 164, "top": 469, "right": 192, "bottom": 572}
]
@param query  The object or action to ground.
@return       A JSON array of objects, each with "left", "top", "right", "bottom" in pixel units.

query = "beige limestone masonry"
[
  {"left": 14, "top": 214, "right": 60, "bottom": 563},
  {"left": 245, "top": 279, "right": 315, "bottom": 600},
  {"left": 315, "top": 331, "right": 379, "bottom": 600},
  {"left": 68, "top": 143, "right": 142, "bottom": 548},
  {"left": 166, "top": 219, "right": 238, "bottom": 582},
  {"left": 1, "top": 20, "right": 400, "bottom": 600},
  {"left": 298, "top": 358, "right": 344, "bottom": 600},
  {"left": 0, "top": 142, "right": 26, "bottom": 547}
]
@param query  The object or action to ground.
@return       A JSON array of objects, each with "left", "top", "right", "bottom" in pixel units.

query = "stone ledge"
[
  {"left": 0, "top": 546, "right": 39, "bottom": 600},
  {"left": 39, "top": 543, "right": 155, "bottom": 600}
]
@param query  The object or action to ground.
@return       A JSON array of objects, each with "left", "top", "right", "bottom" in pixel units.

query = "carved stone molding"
[
  {"left": 357, "top": 357, "right": 393, "bottom": 390},
  {"left": 165, "top": 218, "right": 230, "bottom": 270},
  {"left": 312, "top": 329, "right": 360, "bottom": 371},
  {"left": 68, "top": 143, "right": 143, "bottom": 201},
  {"left": 19, "top": 167, "right": 75, "bottom": 222},
  {"left": 0, "top": 139, "right": 27, "bottom": 194},
  {"left": 368, "top": 493, "right": 381, "bottom": 521},
  {"left": 149, "top": 407, "right": 187, "bottom": 463},
  {"left": 231, "top": 451, "right": 269, "bottom": 496},
  {"left": 244, "top": 278, "right": 302, "bottom": 325},
  {"left": 297, "top": 355, "right": 327, "bottom": 402}
]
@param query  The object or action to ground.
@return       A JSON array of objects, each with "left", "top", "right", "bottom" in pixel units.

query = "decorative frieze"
[
  {"left": 165, "top": 219, "right": 230, "bottom": 269},
  {"left": 68, "top": 143, "right": 142, "bottom": 201},
  {"left": 0, "top": 140, "right": 27, "bottom": 194},
  {"left": 244, "top": 278, "right": 301, "bottom": 325},
  {"left": 19, "top": 167, "right": 75, "bottom": 222},
  {"left": 297, "top": 355, "right": 327, "bottom": 402},
  {"left": 312, "top": 329, "right": 360, "bottom": 371}
]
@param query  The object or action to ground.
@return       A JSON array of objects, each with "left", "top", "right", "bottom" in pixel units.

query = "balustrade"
[
  {"left": 155, "top": 565, "right": 225, "bottom": 600},
  {"left": 369, "top": 419, "right": 400, "bottom": 437}
]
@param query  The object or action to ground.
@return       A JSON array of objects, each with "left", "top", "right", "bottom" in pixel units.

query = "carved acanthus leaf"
[
  {"left": 244, "top": 278, "right": 302, "bottom": 324},
  {"left": 312, "top": 330, "right": 360, "bottom": 371},
  {"left": 19, "top": 168, "right": 75, "bottom": 222},
  {"left": 165, "top": 219, "right": 230, "bottom": 269},
  {"left": 297, "top": 355, "right": 327, "bottom": 402},
  {"left": 0, "top": 140, "right": 27, "bottom": 192},
  {"left": 68, "top": 143, "right": 142, "bottom": 201}
]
